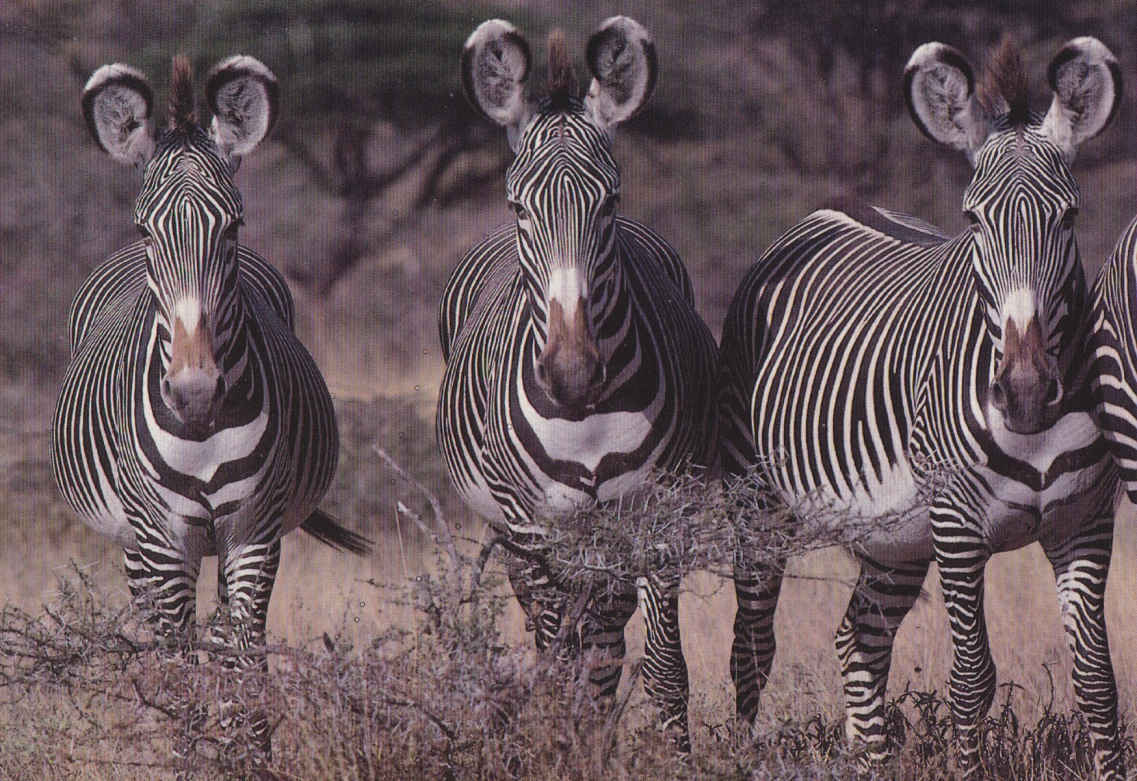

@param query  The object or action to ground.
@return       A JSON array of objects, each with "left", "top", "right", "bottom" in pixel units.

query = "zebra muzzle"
[
  {"left": 990, "top": 315, "right": 1062, "bottom": 434},
  {"left": 536, "top": 297, "right": 606, "bottom": 409},
  {"left": 162, "top": 315, "right": 226, "bottom": 430}
]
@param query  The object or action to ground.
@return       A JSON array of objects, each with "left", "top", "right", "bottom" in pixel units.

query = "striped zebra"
[
  {"left": 437, "top": 18, "right": 718, "bottom": 748},
  {"left": 719, "top": 38, "right": 1122, "bottom": 776},
  {"left": 1094, "top": 215, "right": 1137, "bottom": 498},
  {"left": 52, "top": 55, "right": 366, "bottom": 759}
]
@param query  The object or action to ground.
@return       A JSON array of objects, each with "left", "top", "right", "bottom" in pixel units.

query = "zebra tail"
[{"left": 301, "top": 508, "right": 372, "bottom": 555}]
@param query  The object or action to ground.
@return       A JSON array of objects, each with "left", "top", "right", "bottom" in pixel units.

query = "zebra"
[
  {"left": 52, "top": 55, "right": 367, "bottom": 759},
  {"left": 437, "top": 18, "right": 718, "bottom": 749},
  {"left": 719, "top": 38, "right": 1122, "bottom": 776}
]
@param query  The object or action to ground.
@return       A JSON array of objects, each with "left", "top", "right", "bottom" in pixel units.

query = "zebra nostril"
[
  {"left": 990, "top": 380, "right": 1008, "bottom": 411},
  {"left": 1044, "top": 377, "right": 1062, "bottom": 406},
  {"left": 214, "top": 375, "right": 226, "bottom": 401},
  {"left": 536, "top": 360, "right": 549, "bottom": 386}
]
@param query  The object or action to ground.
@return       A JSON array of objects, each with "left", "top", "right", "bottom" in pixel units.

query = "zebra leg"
[
  {"left": 578, "top": 582, "right": 638, "bottom": 707},
  {"left": 217, "top": 537, "right": 281, "bottom": 765},
  {"left": 638, "top": 571, "right": 691, "bottom": 752},
  {"left": 933, "top": 512, "right": 996, "bottom": 777},
  {"left": 1042, "top": 515, "right": 1123, "bottom": 780},
  {"left": 507, "top": 551, "right": 579, "bottom": 659},
  {"left": 731, "top": 557, "right": 785, "bottom": 726},
  {"left": 123, "top": 539, "right": 204, "bottom": 763},
  {"left": 835, "top": 556, "right": 930, "bottom": 765}
]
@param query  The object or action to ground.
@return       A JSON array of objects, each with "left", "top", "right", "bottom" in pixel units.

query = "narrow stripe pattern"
[
  {"left": 437, "top": 96, "right": 718, "bottom": 749},
  {"left": 720, "top": 118, "right": 1120, "bottom": 777},
  {"left": 51, "top": 123, "right": 338, "bottom": 755}
]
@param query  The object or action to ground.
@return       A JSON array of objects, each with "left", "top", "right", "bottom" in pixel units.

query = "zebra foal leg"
[
  {"left": 834, "top": 557, "right": 929, "bottom": 766},
  {"left": 638, "top": 571, "right": 690, "bottom": 752},
  {"left": 1044, "top": 515, "right": 1123, "bottom": 780}
]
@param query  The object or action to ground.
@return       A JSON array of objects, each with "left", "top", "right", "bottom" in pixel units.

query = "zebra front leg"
[
  {"left": 934, "top": 511, "right": 996, "bottom": 777},
  {"left": 731, "top": 555, "right": 785, "bottom": 727},
  {"left": 638, "top": 570, "right": 690, "bottom": 752},
  {"left": 1043, "top": 514, "right": 1123, "bottom": 780},
  {"left": 578, "top": 581, "right": 638, "bottom": 708},
  {"left": 507, "top": 550, "right": 579, "bottom": 659},
  {"left": 216, "top": 537, "right": 281, "bottom": 765},
  {"left": 124, "top": 538, "right": 204, "bottom": 763},
  {"left": 835, "top": 556, "right": 930, "bottom": 766}
]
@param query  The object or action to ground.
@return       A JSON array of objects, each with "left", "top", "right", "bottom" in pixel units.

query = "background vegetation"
[{"left": 2, "top": 0, "right": 1136, "bottom": 777}]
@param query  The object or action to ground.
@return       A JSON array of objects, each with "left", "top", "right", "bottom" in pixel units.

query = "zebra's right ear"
[
  {"left": 82, "top": 63, "right": 155, "bottom": 167},
  {"left": 461, "top": 19, "right": 532, "bottom": 149},
  {"left": 904, "top": 43, "right": 988, "bottom": 162},
  {"left": 206, "top": 56, "right": 279, "bottom": 162}
]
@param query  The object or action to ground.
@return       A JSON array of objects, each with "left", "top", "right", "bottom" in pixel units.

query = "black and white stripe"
[
  {"left": 52, "top": 56, "right": 361, "bottom": 760},
  {"left": 721, "top": 38, "right": 1122, "bottom": 777},
  {"left": 438, "top": 18, "right": 717, "bottom": 749}
]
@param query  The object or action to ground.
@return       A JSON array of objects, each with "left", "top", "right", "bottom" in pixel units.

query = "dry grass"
[{"left": 4, "top": 424, "right": 1137, "bottom": 779}]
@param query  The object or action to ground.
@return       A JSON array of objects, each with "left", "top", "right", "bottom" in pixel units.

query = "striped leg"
[
  {"left": 579, "top": 582, "right": 638, "bottom": 706},
  {"left": 123, "top": 538, "right": 204, "bottom": 762},
  {"left": 835, "top": 556, "right": 930, "bottom": 764},
  {"left": 933, "top": 507, "right": 996, "bottom": 777},
  {"left": 731, "top": 558, "right": 785, "bottom": 725},
  {"left": 506, "top": 552, "right": 579, "bottom": 659},
  {"left": 638, "top": 571, "right": 690, "bottom": 751},
  {"left": 216, "top": 537, "right": 281, "bottom": 763},
  {"left": 1042, "top": 515, "right": 1123, "bottom": 780}
]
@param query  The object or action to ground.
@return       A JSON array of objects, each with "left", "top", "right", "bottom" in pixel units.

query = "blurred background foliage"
[{"left": 2, "top": 0, "right": 1135, "bottom": 476}]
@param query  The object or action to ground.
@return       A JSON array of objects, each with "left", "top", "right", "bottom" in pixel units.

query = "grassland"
[{"left": 3, "top": 1, "right": 1137, "bottom": 778}]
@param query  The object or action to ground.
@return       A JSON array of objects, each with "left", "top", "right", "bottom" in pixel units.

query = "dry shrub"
[{"left": 1, "top": 459, "right": 1132, "bottom": 780}]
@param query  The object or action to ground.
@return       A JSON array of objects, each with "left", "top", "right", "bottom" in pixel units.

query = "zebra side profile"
[
  {"left": 52, "top": 55, "right": 367, "bottom": 760},
  {"left": 437, "top": 18, "right": 718, "bottom": 749},
  {"left": 719, "top": 38, "right": 1122, "bottom": 777}
]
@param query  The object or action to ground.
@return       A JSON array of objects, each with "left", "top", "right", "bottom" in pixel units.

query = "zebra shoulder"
[
  {"left": 67, "top": 241, "right": 149, "bottom": 354},
  {"left": 614, "top": 216, "right": 695, "bottom": 304},
  {"left": 439, "top": 221, "right": 517, "bottom": 362},
  {"left": 236, "top": 246, "right": 296, "bottom": 332}
]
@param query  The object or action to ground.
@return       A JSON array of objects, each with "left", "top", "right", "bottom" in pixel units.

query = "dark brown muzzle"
[
  {"left": 989, "top": 315, "right": 1062, "bottom": 434},
  {"left": 161, "top": 314, "right": 226, "bottom": 430},
  {"left": 536, "top": 297, "right": 605, "bottom": 410}
]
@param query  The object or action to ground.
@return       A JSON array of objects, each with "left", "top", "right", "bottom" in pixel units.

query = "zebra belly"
[{"left": 790, "top": 457, "right": 935, "bottom": 566}]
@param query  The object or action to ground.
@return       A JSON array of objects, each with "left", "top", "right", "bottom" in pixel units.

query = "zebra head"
[
  {"left": 83, "top": 55, "right": 278, "bottom": 432},
  {"left": 906, "top": 37, "right": 1120, "bottom": 434},
  {"left": 462, "top": 17, "right": 657, "bottom": 410}
]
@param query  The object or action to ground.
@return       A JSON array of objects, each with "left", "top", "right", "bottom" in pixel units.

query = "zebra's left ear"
[
  {"left": 1041, "top": 37, "right": 1121, "bottom": 163},
  {"left": 205, "top": 56, "right": 279, "bottom": 162},
  {"left": 584, "top": 16, "right": 657, "bottom": 134}
]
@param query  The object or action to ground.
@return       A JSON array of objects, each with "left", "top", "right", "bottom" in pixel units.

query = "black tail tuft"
[{"left": 301, "top": 508, "right": 372, "bottom": 555}]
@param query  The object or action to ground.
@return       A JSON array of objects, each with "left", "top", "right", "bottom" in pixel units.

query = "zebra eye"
[
  {"left": 136, "top": 225, "right": 152, "bottom": 242},
  {"left": 964, "top": 212, "right": 981, "bottom": 234},
  {"left": 512, "top": 203, "right": 530, "bottom": 222},
  {"left": 1060, "top": 209, "right": 1078, "bottom": 230}
]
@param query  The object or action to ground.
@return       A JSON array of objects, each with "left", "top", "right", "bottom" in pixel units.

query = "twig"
[{"left": 373, "top": 444, "right": 461, "bottom": 567}]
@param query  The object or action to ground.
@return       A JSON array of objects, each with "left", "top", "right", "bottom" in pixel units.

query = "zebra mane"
[
  {"left": 546, "top": 29, "right": 578, "bottom": 107},
  {"left": 978, "top": 36, "right": 1029, "bottom": 126},
  {"left": 168, "top": 55, "right": 196, "bottom": 129}
]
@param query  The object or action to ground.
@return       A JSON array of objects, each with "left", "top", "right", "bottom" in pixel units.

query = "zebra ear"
[
  {"left": 904, "top": 43, "right": 988, "bottom": 161},
  {"left": 1041, "top": 37, "right": 1121, "bottom": 163},
  {"left": 205, "top": 55, "right": 279, "bottom": 161},
  {"left": 584, "top": 16, "right": 657, "bottom": 133},
  {"left": 461, "top": 19, "right": 532, "bottom": 149},
  {"left": 82, "top": 63, "right": 155, "bottom": 167}
]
